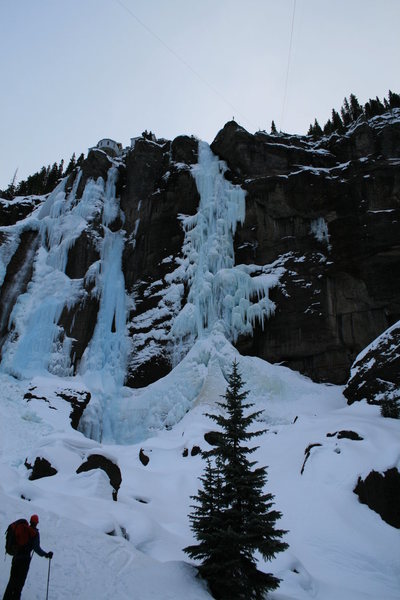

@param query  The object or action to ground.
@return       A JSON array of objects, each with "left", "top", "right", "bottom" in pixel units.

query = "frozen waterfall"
[
  {"left": 109, "top": 142, "right": 284, "bottom": 443},
  {"left": 80, "top": 168, "right": 128, "bottom": 393},
  {"left": 170, "top": 141, "right": 280, "bottom": 362},
  {"left": 0, "top": 142, "right": 283, "bottom": 444},
  {"left": 1, "top": 167, "right": 128, "bottom": 394}
]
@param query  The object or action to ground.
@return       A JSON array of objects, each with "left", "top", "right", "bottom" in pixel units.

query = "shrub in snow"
[{"left": 185, "top": 360, "right": 288, "bottom": 600}]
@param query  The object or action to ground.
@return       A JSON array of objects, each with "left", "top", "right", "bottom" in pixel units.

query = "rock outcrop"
[
  {"left": 76, "top": 454, "right": 122, "bottom": 501},
  {"left": 25, "top": 457, "right": 57, "bottom": 480},
  {"left": 354, "top": 468, "right": 400, "bottom": 528},
  {"left": 344, "top": 320, "right": 400, "bottom": 406}
]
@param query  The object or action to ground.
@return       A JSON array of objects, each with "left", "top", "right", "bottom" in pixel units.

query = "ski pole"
[{"left": 46, "top": 557, "right": 52, "bottom": 600}]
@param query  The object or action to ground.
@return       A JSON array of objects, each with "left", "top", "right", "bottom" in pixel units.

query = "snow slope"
[{"left": 1, "top": 336, "right": 399, "bottom": 599}]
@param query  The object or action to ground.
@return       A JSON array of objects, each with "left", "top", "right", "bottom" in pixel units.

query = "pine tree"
[
  {"left": 44, "top": 162, "right": 60, "bottom": 194},
  {"left": 331, "top": 108, "right": 344, "bottom": 133},
  {"left": 323, "top": 119, "right": 334, "bottom": 135},
  {"left": 185, "top": 360, "right": 288, "bottom": 600},
  {"left": 364, "top": 96, "right": 385, "bottom": 119},
  {"left": 349, "top": 93, "right": 363, "bottom": 121},
  {"left": 185, "top": 458, "right": 224, "bottom": 573},
  {"left": 310, "top": 119, "right": 323, "bottom": 138},
  {"left": 16, "top": 178, "right": 28, "bottom": 196},
  {"left": 341, "top": 97, "right": 352, "bottom": 126},
  {"left": 270, "top": 120, "right": 277, "bottom": 135},
  {"left": 388, "top": 90, "right": 400, "bottom": 109},
  {"left": 64, "top": 153, "right": 76, "bottom": 176}
]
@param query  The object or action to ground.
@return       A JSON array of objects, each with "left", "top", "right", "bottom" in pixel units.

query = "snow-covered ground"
[{"left": 1, "top": 335, "right": 399, "bottom": 599}]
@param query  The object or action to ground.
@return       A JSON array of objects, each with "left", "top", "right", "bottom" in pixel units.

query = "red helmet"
[{"left": 30, "top": 514, "right": 39, "bottom": 525}]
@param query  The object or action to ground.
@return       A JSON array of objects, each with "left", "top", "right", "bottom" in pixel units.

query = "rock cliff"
[{"left": 0, "top": 110, "right": 399, "bottom": 395}]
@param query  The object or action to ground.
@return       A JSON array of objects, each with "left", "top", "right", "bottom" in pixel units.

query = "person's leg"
[
  {"left": 2, "top": 557, "right": 30, "bottom": 600},
  {"left": 3, "top": 558, "right": 19, "bottom": 599}
]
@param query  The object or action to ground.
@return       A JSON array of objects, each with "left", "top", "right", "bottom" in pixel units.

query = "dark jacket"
[
  {"left": 30, "top": 528, "right": 47, "bottom": 557},
  {"left": 14, "top": 525, "right": 46, "bottom": 559}
]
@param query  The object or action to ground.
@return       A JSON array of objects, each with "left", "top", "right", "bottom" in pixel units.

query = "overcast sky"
[{"left": 1, "top": 0, "right": 399, "bottom": 189}]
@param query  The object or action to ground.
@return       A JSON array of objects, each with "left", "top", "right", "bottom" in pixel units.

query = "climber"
[{"left": 3, "top": 514, "right": 53, "bottom": 600}]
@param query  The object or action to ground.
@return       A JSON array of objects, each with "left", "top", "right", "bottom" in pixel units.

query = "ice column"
[
  {"left": 80, "top": 167, "right": 128, "bottom": 399},
  {"left": 170, "top": 142, "right": 279, "bottom": 361}
]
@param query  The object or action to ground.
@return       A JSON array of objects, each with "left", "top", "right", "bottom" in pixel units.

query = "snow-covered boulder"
[{"left": 344, "top": 320, "right": 400, "bottom": 406}]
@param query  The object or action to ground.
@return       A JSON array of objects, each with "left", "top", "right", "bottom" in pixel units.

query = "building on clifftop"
[{"left": 88, "top": 138, "right": 122, "bottom": 157}]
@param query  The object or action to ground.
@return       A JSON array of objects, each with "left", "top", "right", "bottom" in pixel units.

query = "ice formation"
[
  {"left": 310, "top": 217, "right": 330, "bottom": 247},
  {"left": 1, "top": 178, "right": 85, "bottom": 378},
  {"left": 0, "top": 142, "right": 285, "bottom": 443},
  {"left": 170, "top": 141, "right": 282, "bottom": 362},
  {"left": 80, "top": 168, "right": 128, "bottom": 393},
  {"left": 1, "top": 167, "right": 128, "bottom": 394},
  {"left": 103, "top": 142, "right": 285, "bottom": 443}
]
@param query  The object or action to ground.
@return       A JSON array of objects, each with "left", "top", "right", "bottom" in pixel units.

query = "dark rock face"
[
  {"left": 354, "top": 468, "right": 400, "bottom": 528},
  {"left": 0, "top": 230, "right": 40, "bottom": 357},
  {"left": 122, "top": 165, "right": 198, "bottom": 287},
  {"left": 211, "top": 121, "right": 337, "bottom": 179},
  {"left": 171, "top": 135, "right": 198, "bottom": 165},
  {"left": 76, "top": 149, "right": 112, "bottom": 198},
  {"left": 58, "top": 291, "right": 100, "bottom": 371},
  {"left": 219, "top": 116, "right": 400, "bottom": 383},
  {"left": 0, "top": 196, "right": 42, "bottom": 226},
  {"left": 121, "top": 137, "right": 199, "bottom": 387},
  {"left": 76, "top": 454, "right": 122, "bottom": 501},
  {"left": 65, "top": 230, "right": 100, "bottom": 280},
  {"left": 25, "top": 457, "right": 57, "bottom": 480},
  {"left": 344, "top": 321, "right": 400, "bottom": 405}
]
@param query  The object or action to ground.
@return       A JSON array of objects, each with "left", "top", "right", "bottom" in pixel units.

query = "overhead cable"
[
  {"left": 113, "top": 0, "right": 257, "bottom": 130},
  {"left": 280, "top": 0, "right": 296, "bottom": 132}
]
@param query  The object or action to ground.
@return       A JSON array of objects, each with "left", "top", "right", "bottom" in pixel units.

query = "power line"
[
  {"left": 113, "top": 0, "right": 257, "bottom": 130},
  {"left": 280, "top": 0, "right": 296, "bottom": 132}
]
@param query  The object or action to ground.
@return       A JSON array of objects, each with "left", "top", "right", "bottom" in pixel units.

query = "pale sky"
[{"left": 1, "top": 0, "right": 399, "bottom": 189}]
